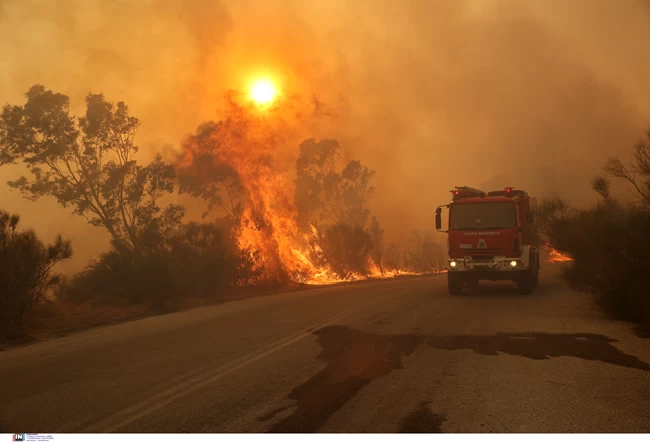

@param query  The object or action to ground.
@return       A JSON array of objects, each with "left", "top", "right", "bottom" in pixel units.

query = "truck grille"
[{"left": 463, "top": 248, "right": 502, "bottom": 258}]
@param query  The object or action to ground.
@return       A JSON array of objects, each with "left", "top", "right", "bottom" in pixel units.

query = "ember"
[{"left": 546, "top": 248, "right": 573, "bottom": 263}]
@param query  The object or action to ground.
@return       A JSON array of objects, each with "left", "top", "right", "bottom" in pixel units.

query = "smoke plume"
[{"left": 1, "top": 0, "right": 649, "bottom": 270}]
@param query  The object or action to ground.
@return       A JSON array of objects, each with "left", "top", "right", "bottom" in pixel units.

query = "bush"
[
  {"left": 61, "top": 221, "right": 261, "bottom": 310},
  {"left": 384, "top": 243, "right": 405, "bottom": 274},
  {"left": 0, "top": 210, "right": 72, "bottom": 339},
  {"left": 381, "top": 232, "right": 445, "bottom": 275},
  {"left": 168, "top": 221, "right": 259, "bottom": 292},
  {"left": 61, "top": 248, "right": 173, "bottom": 309},
  {"left": 401, "top": 230, "right": 445, "bottom": 273},
  {"left": 367, "top": 216, "right": 385, "bottom": 275},
  {"left": 542, "top": 128, "right": 650, "bottom": 325},
  {"left": 319, "top": 223, "right": 374, "bottom": 279},
  {"left": 546, "top": 199, "right": 650, "bottom": 323}
]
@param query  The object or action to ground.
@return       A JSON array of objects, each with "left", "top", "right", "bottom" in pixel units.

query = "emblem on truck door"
[{"left": 477, "top": 239, "right": 487, "bottom": 249}]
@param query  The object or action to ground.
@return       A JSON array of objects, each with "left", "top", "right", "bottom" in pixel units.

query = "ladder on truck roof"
[
  {"left": 487, "top": 188, "right": 527, "bottom": 197},
  {"left": 450, "top": 186, "right": 486, "bottom": 200}
]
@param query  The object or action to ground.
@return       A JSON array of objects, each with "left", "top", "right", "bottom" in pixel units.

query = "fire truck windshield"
[{"left": 450, "top": 202, "right": 516, "bottom": 230}]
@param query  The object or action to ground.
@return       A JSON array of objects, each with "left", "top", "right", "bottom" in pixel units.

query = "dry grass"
[{"left": 28, "top": 298, "right": 152, "bottom": 339}]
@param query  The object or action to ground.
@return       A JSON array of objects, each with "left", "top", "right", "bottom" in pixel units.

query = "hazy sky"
[{"left": 1, "top": 0, "right": 649, "bottom": 271}]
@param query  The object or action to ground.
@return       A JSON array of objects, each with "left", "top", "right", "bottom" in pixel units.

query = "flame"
[
  {"left": 177, "top": 95, "right": 343, "bottom": 285},
  {"left": 546, "top": 247, "right": 573, "bottom": 263},
  {"left": 176, "top": 94, "right": 438, "bottom": 286}
]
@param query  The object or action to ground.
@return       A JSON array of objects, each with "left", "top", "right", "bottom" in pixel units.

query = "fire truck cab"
[{"left": 435, "top": 186, "right": 540, "bottom": 295}]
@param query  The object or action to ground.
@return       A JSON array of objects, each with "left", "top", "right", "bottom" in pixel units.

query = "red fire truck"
[{"left": 435, "top": 186, "right": 540, "bottom": 295}]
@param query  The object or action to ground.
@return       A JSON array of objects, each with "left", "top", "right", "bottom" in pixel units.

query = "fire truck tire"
[
  {"left": 517, "top": 269, "right": 534, "bottom": 294},
  {"left": 465, "top": 278, "right": 479, "bottom": 290},
  {"left": 448, "top": 273, "right": 463, "bottom": 295}
]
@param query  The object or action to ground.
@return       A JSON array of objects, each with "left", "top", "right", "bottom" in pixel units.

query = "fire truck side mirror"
[{"left": 435, "top": 208, "right": 442, "bottom": 230}]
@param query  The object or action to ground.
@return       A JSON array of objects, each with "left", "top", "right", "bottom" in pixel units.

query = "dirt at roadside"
[{"left": 0, "top": 273, "right": 441, "bottom": 351}]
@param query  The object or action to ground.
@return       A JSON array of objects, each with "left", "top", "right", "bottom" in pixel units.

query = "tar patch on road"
[
  {"left": 426, "top": 332, "right": 650, "bottom": 371},
  {"left": 265, "top": 325, "right": 421, "bottom": 433},
  {"left": 262, "top": 327, "right": 649, "bottom": 432},
  {"left": 398, "top": 401, "right": 446, "bottom": 433}
]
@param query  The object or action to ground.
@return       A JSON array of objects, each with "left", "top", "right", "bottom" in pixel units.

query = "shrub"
[
  {"left": 384, "top": 243, "right": 405, "bottom": 274},
  {"left": 546, "top": 199, "right": 650, "bottom": 323},
  {"left": 541, "top": 127, "right": 650, "bottom": 325},
  {"left": 0, "top": 210, "right": 72, "bottom": 339},
  {"left": 169, "top": 221, "right": 241, "bottom": 294},
  {"left": 319, "top": 223, "right": 374, "bottom": 279},
  {"left": 401, "top": 230, "right": 445, "bottom": 273},
  {"left": 60, "top": 220, "right": 261, "bottom": 310}
]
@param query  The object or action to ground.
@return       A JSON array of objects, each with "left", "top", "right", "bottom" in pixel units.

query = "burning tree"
[
  {"left": 294, "top": 138, "right": 376, "bottom": 229},
  {"left": 318, "top": 223, "right": 374, "bottom": 279},
  {"left": 175, "top": 94, "right": 382, "bottom": 284},
  {"left": 176, "top": 95, "right": 337, "bottom": 284},
  {"left": 176, "top": 121, "right": 245, "bottom": 220}
]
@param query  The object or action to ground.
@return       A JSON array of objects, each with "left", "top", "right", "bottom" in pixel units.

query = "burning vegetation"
[
  {"left": 174, "top": 93, "right": 442, "bottom": 285},
  {"left": 4, "top": 82, "right": 649, "bottom": 340},
  {"left": 0, "top": 83, "right": 441, "bottom": 338},
  {"left": 546, "top": 247, "right": 573, "bottom": 263}
]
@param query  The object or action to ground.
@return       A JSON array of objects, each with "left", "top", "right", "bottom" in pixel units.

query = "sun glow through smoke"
[{"left": 250, "top": 78, "right": 277, "bottom": 105}]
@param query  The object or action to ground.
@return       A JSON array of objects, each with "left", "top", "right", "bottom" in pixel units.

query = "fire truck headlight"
[
  {"left": 450, "top": 261, "right": 457, "bottom": 268},
  {"left": 510, "top": 260, "right": 518, "bottom": 267}
]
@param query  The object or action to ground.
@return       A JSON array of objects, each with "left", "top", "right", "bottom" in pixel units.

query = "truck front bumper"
[{"left": 446, "top": 256, "right": 529, "bottom": 272}]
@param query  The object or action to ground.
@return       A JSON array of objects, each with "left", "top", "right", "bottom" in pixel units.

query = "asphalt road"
[{"left": 2, "top": 267, "right": 650, "bottom": 433}]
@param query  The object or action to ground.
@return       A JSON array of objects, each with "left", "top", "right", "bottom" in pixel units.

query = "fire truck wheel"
[
  {"left": 517, "top": 270, "right": 534, "bottom": 294},
  {"left": 448, "top": 273, "right": 463, "bottom": 295}
]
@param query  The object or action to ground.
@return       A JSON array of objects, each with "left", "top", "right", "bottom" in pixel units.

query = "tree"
[
  {"left": 367, "top": 216, "right": 385, "bottom": 275},
  {"left": 0, "top": 210, "right": 72, "bottom": 338},
  {"left": 535, "top": 196, "right": 573, "bottom": 247},
  {"left": 295, "top": 138, "right": 375, "bottom": 229},
  {"left": 176, "top": 121, "right": 244, "bottom": 219},
  {"left": 0, "top": 85, "right": 184, "bottom": 257},
  {"left": 602, "top": 127, "right": 650, "bottom": 208},
  {"left": 402, "top": 230, "right": 443, "bottom": 272},
  {"left": 591, "top": 176, "right": 611, "bottom": 201}
]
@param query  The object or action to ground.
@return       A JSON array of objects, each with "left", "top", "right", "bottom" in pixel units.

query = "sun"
[{"left": 249, "top": 78, "right": 277, "bottom": 105}]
